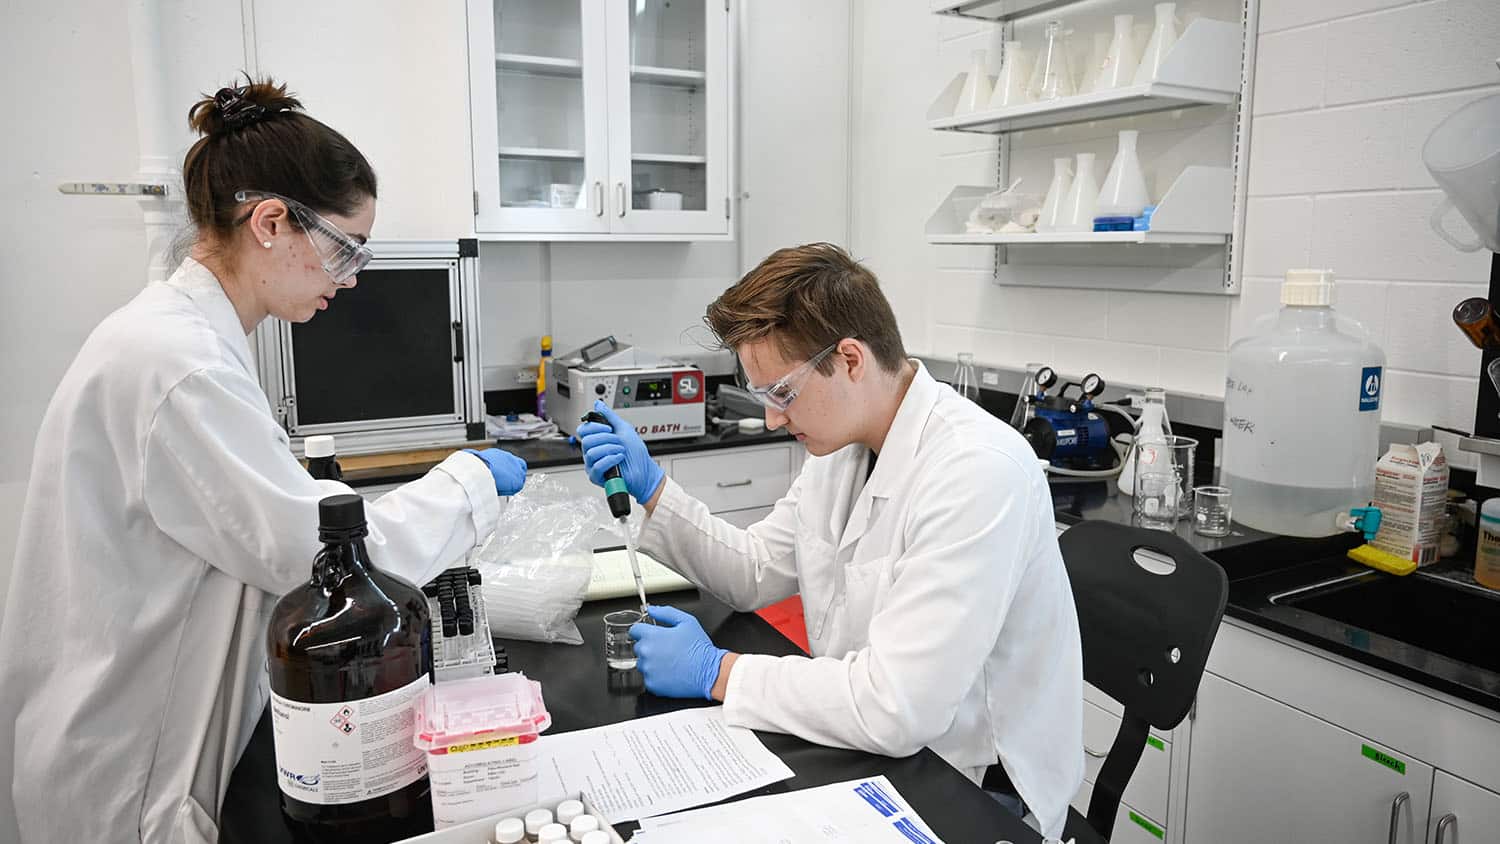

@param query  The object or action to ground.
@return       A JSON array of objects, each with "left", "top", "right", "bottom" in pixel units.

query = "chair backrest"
[{"left": 1059, "top": 520, "right": 1228, "bottom": 840}]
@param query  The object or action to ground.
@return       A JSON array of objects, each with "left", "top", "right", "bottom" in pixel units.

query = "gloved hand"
[
  {"left": 577, "top": 400, "right": 665, "bottom": 505},
  {"left": 629, "top": 605, "right": 728, "bottom": 700},
  {"left": 463, "top": 448, "right": 527, "bottom": 496}
]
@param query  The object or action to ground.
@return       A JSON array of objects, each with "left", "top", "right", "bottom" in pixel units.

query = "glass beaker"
[
  {"left": 603, "top": 610, "right": 642, "bottom": 670},
  {"left": 1133, "top": 435, "right": 1197, "bottom": 530},
  {"left": 954, "top": 353, "right": 981, "bottom": 403},
  {"left": 1193, "top": 485, "right": 1233, "bottom": 537}
]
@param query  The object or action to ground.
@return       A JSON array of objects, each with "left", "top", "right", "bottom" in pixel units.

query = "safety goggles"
[
  {"left": 233, "top": 190, "right": 373, "bottom": 285},
  {"left": 737, "top": 341, "right": 843, "bottom": 411}
]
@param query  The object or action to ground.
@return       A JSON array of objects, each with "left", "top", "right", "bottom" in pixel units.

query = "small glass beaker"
[
  {"left": 1193, "top": 485, "right": 1232, "bottom": 537},
  {"left": 1133, "top": 435, "right": 1197, "bottom": 530},
  {"left": 603, "top": 610, "right": 642, "bottom": 670}
]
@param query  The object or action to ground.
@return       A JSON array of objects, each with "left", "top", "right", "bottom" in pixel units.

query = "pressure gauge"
[
  {"left": 1081, "top": 373, "right": 1106, "bottom": 399},
  {"left": 1035, "top": 366, "right": 1057, "bottom": 390}
]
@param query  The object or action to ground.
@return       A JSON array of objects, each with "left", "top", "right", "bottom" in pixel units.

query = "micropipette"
[{"left": 583, "top": 411, "right": 650, "bottom": 617}]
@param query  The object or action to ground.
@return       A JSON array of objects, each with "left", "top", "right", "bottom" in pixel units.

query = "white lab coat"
[
  {"left": 0, "top": 258, "right": 499, "bottom": 844},
  {"left": 638, "top": 362, "right": 1084, "bottom": 838}
]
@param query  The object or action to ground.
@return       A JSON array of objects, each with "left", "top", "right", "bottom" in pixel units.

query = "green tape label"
[
  {"left": 604, "top": 477, "right": 629, "bottom": 497},
  {"left": 1129, "top": 811, "right": 1165, "bottom": 839},
  {"left": 1146, "top": 736, "right": 1165, "bottom": 751},
  {"left": 1362, "top": 744, "right": 1406, "bottom": 775}
]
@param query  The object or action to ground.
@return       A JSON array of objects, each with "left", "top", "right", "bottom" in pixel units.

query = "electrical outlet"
[
  {"left": 515, "top": 370, "right": 538, "bottom": 385},
  {"left": 981, "top": 370, "right": 999, "bottom": 387}
]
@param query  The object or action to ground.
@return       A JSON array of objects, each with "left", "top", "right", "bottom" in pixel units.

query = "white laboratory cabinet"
[
  {"left": 1428, "top": 771, "right": 1500, "bottom": 844},
  {"left": 1182, "top": 619, "right": 1500, "bottom": 844},
  {"left": 1186, "top": 673, "right": 1433, "bottom": 843},
  {"left": 467, "top": 0, "right": 735, "bottom": 240}
]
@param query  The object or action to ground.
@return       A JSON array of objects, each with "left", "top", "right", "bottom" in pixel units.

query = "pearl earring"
[{"left": 262, "top": 241, "right": 272, "bottom": 249}]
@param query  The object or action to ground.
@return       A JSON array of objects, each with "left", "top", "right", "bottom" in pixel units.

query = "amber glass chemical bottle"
[{"left": 267, "top": 494, "right": 433, "bottom": 841}]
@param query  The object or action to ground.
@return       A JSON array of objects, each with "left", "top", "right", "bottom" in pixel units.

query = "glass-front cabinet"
[{"left": 468, "top": 0, "right": 732, "bottom": 240}]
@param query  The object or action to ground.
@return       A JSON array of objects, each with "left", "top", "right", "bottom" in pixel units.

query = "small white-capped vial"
[
  {"left": 569, "top": 814, "right": 600, "bottom": 841},
  {"left": 538, "top": 822, "right": 569, "bottom": 842},
  {"left": 494, "top": 817, "right": 525, "bottom": 844},
  {"left": 555, "top": 799, "right": 585, "bottom": 826},
  {"left": 581, "top": 831, "right": 611, "bottom": 844},
  {"left": 524, "top": 809, "right": 553, "bottom": 841}
]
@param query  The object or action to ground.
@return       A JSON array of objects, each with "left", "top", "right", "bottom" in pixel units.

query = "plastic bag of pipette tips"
[{"left": 472, "top": 473, "right": 620, "bottom": 645}]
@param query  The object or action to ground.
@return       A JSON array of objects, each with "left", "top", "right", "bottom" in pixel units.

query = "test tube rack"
[{"left": 422, "top": 567, "right": 506, "bottom": 683}]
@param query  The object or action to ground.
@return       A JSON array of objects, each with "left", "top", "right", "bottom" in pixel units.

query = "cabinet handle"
[
  {"left": 594, "top": 181, "right": 604, "bottom": 217},
  {"left": 716, "top": 479, "right": 753, "bottom": 488},
  {"left": 1083, "top": 746, "right": 1107, "bottom": 759},
  {"left": 1387, "top": 792, "right": 1409, "bottom": 844},
  {"left": 616, "top": 182, "right": 627, "bottom": 218},
  {"left": 1435, "top": 813, "right": 1456, "bottom": 844}
]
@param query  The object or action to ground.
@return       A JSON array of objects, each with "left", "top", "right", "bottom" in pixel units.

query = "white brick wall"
[{"left": 854, "top": 0, "right": 1500, "bottom": 432}]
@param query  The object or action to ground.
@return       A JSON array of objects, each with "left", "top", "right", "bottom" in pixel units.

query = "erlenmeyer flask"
[
  {"left": 1096, "top": 129, "right": 1151, "bottom": 217},
  {"left": 1036, "top": 157, "right": 1073, "bottom": 233},
  {"left": 1080, "top": 32, "right": 1110, "bottom": 94},
  {"left": 988, "top": 41, "right": 1032, "bottom": 108},
  {"left": 955, "top": 50, "right": 993, "bottom": 116},
  {"left": 1056, "top": 152, "right": 1099, "bottom": 232},
  {"left": 1118, "top": 387, "right": 1173, "bottom": 495},
  {"left": 1096, "top": 15, "right": 1138, "bottom": 91},
  {"left": 1133, "top": 3, "right": 1180, "bottom": 86},
  {"left": 1028, "top": 20, "right": 1076, "bottom": 102},
  {"left": 954, "top": 353, "right": 981, "bottom": 403},
  {"left": 1010, "top": 362, "right": 1046, "bottom": 430}
]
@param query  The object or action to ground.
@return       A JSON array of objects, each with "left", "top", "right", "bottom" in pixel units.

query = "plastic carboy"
[
  {"left": 267, "top": 494, "right": 434, "bottom": 840},
  {"left": 1221, "top": 269, "right": 1385, "bottom": 537}
]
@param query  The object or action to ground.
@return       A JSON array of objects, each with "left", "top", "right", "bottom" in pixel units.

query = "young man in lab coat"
[{"left": 576, "top": 243, "right": 1084, "bottom": 837}]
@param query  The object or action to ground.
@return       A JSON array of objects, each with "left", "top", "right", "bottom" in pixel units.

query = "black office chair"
[{"left": 1059, "top": 520, "right": 1228, "bottom": 841}]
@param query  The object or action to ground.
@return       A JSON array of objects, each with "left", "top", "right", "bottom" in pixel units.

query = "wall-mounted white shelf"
[
  {"left": 497, "top": 146, "right": 584, "bottom": 160},
  {"left": 632, "top": 152, "right": 708, "bottom": 165},
  {"left": 927, "top": 19, "right": 1243, "bottom": 134},
  {"left": 930, "top": 0, "right": 1076, "bottom": 23},
  {"left": 495, "top": 53, "right": 583, "bottom": 78},
  {"left": 926, "top": 165, "right": 1234, "bottom": 245},
  {"left": 630, "top": 64, "right": 707, "bottom": 87}
]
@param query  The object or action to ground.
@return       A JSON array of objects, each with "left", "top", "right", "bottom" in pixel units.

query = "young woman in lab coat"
[
  {"left": 576, "top": 243, "right": 1084, "bottom": 838},
  {"left": 0, "top": 79, "right": 526, "bottom": 844}
]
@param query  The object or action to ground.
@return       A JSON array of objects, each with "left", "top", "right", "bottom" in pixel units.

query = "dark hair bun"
[{"left": 187, "top": 76, "right": 304, "bottom": 136}]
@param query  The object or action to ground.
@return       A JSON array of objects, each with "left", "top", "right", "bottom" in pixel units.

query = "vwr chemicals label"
[
  {"left": 271, "top": 676, "right": 430, "bottom": 805},
  {"left": 1359, "top": 366, "right": 1383, "bottom": 412}
]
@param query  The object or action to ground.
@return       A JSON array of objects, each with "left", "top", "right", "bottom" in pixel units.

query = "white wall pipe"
[{"left": 126, "top": 0, "right": 186, "bottom": 282}]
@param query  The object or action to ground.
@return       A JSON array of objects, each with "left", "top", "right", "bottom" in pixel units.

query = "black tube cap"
[{"left": 318, "top": 494, "right": 366, "bottom": 531}]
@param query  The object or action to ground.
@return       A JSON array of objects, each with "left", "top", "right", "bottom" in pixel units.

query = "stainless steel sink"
[{"left": 1270, "top": 570, "right": 1500, "bottom": 674}]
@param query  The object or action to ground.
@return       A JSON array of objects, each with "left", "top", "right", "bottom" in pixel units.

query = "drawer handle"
[
  {"left": 1388, "top": 792, "right": 1409, "bottom": 844},
  {"left": 716, "top": 479, "right": 753, "bottom": 488},
  {"left": 1435, "top": 813, "right": 1455, "bottom": 844},
  {"left": 1084, "top": 745, "right": 1107, "bottom": 759}
]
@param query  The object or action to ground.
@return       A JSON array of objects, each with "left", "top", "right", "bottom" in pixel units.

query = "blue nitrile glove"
[
  {"left": 464, "top": 448, "right": 528, "bottom": 496},
  {"left": 629, "top": 605, "right": 729, "bottom": 700},
  {"left": 577, "top": 400, "right": 666, "bottom": 505}
]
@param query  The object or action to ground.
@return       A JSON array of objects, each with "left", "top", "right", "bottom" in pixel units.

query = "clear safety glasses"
[
  {"left": 738, "top": 341, "right": 843, "bottom": 411},
  {"left": 233, "top": 190, "right": 373, "bottom": 285}
]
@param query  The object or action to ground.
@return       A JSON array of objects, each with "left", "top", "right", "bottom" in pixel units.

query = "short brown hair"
[{"left": 704, "top": 243, "right": 907, "bottom": 375}]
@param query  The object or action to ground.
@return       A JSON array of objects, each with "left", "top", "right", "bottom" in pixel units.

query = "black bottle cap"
[{"left": 318, "top": 494, "right": 368, "bottom": 539}]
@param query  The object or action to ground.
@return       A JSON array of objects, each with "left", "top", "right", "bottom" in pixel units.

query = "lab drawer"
[
  {"left": 1082, "top": 700, "right": 1170, "bottom": 825},
  {"left": 669, "top": 447, "right": 792, "bottom": 513},
  {"left": 1072, "top": 780, "right": 1168, "bottom": 844},
  {"left": 1084, "top": 682, "right": 1171, "bottom": 742}
]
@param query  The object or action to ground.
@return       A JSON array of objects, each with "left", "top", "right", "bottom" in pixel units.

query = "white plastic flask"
[
  {"left": 1055, "top": 152, "right": 1099, "bottom": 232},
  {"left": 1096, "top": 15, "right": 1138, "bottom": 91},
  {"left": 1220, "top": 269, "right": 1386, "bottom": 536},
  {"left": 988, "top": 41, "right": 1032, "bottom": 108},
  {"left": 1096, "top": 130, "right": 1151, "bottom": 217},
  {"left": 955, "top": 50, "right": 993, "bottom": 116},
  {"left": 1133, "top": 3, "right": 1179, "bottom": 85},
  {"left": 1036, "top": 157, "right": 1074, "bottom": 233}
]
